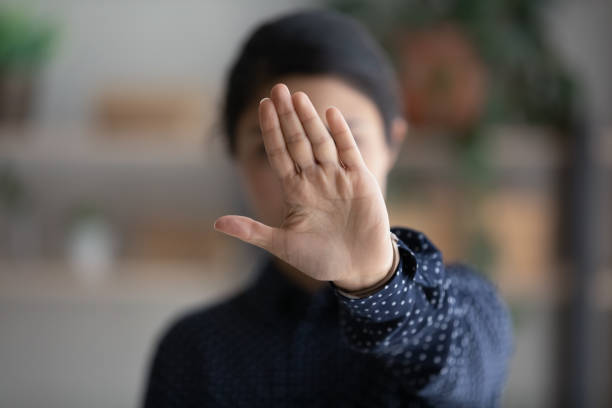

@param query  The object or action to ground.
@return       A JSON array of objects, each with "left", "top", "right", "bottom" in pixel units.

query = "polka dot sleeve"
[{"left": 329, "top": 227, "right": 514, "bottom": 407}]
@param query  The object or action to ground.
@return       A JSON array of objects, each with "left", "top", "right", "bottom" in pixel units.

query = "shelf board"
[
  {"left": 0, "top": 258, "right": 248, "bottom": 304},
  {"left": 0, "top": 124, "right": 224, "bottom": 168}
]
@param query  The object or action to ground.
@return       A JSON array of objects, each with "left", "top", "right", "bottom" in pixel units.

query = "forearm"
[{"left": 328, "top": 227, "right": 513, "bottom": 407}]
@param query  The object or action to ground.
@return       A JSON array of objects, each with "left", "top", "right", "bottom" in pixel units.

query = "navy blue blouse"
[{"left": 143, "top": 227, "right": 513, "bottom": 407}]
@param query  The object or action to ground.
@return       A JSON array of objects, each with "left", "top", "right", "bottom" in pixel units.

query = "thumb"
[{"left": 213, "top": 215, "right": 279, "bottom": 254}]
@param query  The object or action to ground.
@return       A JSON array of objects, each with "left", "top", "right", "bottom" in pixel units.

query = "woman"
[{"left": 143, "top": 9, "right": 513, "bottom": 407}]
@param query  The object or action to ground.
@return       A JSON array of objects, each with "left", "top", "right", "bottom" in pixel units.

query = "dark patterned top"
[{"left": 143, "top": 227, "right": 513, "bottom": 407}]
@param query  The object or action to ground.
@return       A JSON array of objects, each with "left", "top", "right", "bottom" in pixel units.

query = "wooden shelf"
[
  {"left": 0, "top": 258, "right": 249, "bottom": 304},
  {"left": 0, "top": 124, "right": 224, "bottom": 168}
]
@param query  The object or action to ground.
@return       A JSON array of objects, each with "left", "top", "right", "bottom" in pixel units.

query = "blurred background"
[{"left": 0, "top": 0, "right": 609, "bottom": 407}]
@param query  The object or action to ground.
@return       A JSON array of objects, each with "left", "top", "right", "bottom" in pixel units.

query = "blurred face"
[{"left": 233, "top": 74, "right": 404, "bottom": 228}]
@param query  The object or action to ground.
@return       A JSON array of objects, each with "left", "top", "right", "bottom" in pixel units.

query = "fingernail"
[{"left": 260, "top": 97, "right": 268, "bottom": 104}]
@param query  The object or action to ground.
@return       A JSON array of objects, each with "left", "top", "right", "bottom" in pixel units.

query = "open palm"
[{"left": 214, "top": 83, "right": 393, "bottom": 291}]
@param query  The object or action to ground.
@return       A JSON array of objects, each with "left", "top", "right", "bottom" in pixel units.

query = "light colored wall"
[{"left": 10, "top": 0, "right": 317, "bottom": 125}]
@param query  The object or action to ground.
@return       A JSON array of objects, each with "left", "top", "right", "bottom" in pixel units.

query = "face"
[{"left": 233, "top": 74, "right": 405, "bottom": 228}]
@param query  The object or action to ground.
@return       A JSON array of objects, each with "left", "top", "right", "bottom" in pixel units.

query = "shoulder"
[
  {"left": 444, "top": 262, "right": 508, "bottom": 312},
  {"left": 152, "top": 286, "right": 255, "bottom": 359},
  {"left": 444, "top": 262, "right": 500, "bottom": 295},
  {"left": 142, "top": 280, "right": 266, "bottom": 404},
  {"left": 444, "top": 262, "right": 514, "bottom": 348}
]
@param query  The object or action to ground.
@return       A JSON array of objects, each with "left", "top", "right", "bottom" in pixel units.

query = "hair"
[{"left": 221, "top": 8, "right": 404, "bottom": 157}]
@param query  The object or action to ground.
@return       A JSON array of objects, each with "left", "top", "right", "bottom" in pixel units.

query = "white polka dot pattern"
[{"left": 329, "top": 227, "right": 514, "bottom": 406}]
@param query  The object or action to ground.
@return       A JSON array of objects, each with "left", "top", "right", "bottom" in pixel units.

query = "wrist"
[{"left": 332, "top": 232, "right": 400, "bottom": 297}]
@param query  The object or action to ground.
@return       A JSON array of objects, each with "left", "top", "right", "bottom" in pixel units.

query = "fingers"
[
  {"left": 260, "top": 83, "right": 364, "bottom": 175},
  {"left": 258, "top": 98, "right": 295, "bottom": 179},
  {"left": 326, "top": 106, "right": 366, "bottom": 169},
  {"left": 292, "top": 91, "right": 339, "bottom": 165},
  {"left": 213, "top": 215, "right": 280, "bottom": 255},
  {"left": 270, "top": 84, "right": 316, "bottom": 171}
]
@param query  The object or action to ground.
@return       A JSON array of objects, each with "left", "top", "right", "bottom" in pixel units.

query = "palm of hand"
[{"left": 215, "top": 83, "right": 393, "bottom": 291}]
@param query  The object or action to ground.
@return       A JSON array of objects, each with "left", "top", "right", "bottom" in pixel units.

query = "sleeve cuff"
[
  {"left": 328, "top": 227, "right": 445, "bottom": 323},
  {"left": 330, "top": 232, "right": 401, "bottom": 299}
]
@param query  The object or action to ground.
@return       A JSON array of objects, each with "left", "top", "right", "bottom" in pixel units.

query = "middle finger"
[{"left": 270, "top": 83, "right": 316, "bottom": 171}]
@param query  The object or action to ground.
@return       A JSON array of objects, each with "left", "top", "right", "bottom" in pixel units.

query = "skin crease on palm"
[{"left": 215, "top": 75, "right": 407, "bottom": 294}]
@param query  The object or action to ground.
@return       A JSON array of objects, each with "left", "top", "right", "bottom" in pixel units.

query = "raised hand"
[{"left": 214, "top": 83, "right": 394, "bottom": 292}]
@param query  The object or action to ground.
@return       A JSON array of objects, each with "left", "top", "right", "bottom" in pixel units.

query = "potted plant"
[{"left": 0, "top": 7, "right": 57, "bottom": 124}]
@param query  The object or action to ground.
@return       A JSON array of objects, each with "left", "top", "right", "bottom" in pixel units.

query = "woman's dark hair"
[{"left": 221, "top": 8, "right": 404, "bottom": 157}]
